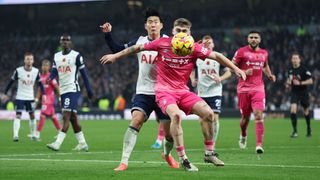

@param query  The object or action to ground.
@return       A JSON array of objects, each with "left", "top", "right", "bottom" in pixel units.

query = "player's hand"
[
  {"left": 209, "top": 74, "right": 221, "bottom": 84},
  {"left": 245, "top": 68, "right": 253, "bottom": 76},
  {"left": 292, "top": 79, "right": 301, "bottom": 85},
  {"left": 269, "top": 74, "right": 276, "bottom": 83},
  {"left": 99, "top": 22, "right": 112, "bottom": 33},
  {"left": 100, "top": 54, "right": 117, "bottom": 64},
  {"left": 191, "top": 79, "right": 198, "bottom": 87},
  {"left": 235, "top": 69, "right": 246, "bottom": 81},
  {"left": 87, "top": 91, "right": 94, "bottom": 99},
  {"left": 1, "top": 94, "right": 9, "bottom": 103}
]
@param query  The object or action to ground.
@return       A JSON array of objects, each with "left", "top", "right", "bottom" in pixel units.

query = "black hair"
[
  {"left": 144, "top": 8, "right": 163, "bottom": 23},
  {"left": 248, "top": 30, "right": 261, "bottom": 37}
]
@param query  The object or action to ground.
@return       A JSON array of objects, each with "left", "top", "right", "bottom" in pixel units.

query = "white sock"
[
  {"left": 55, "top": 131, "right": 66, "bottom": 145},
  {"left": 75, "top": 131, "right": 86, "bottom": 144},
  {"left": 121, "top": 127, "right": 139, "bottom": 165},
  {"left": 213, "top": 120, "right": 220, "bottom": 142},
  {"left": 36, "top": 131, "right": 40, "bottom": 138},
  {"left": 30, "top": 119, "right": 37, "bottom": 137},
  {"left": 163, "top": 138, "right": 174, "bottom": 157},
  {"left": 156, "top": 139, "right": 163, "bottom": 145},
  {"left": 13, "top": 118, "right": 21, "bottom": 137}
]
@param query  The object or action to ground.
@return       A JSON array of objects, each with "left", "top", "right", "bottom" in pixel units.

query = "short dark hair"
[
  {"left": 144, "top": 8, "right": 163, "bottom": 23},
  {"left": 60, "top": 34, "right": 71, "bottom": 41},
  {"left": 291, "top": 52, "right": 300, "bottom": 58},
  {"left": 202, "top": 35, "right": 213, "bottom": 40},
  {"left": 24, "top": 52, "right": 33, "bottom": 57},
  {"left": 248, "top": 30, "right": 261, "bottom": 37},
  {"left": 42, "top": 59, "right": 51, "bottom": 66}
]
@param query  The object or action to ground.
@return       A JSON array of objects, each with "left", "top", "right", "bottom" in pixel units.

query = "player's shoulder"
[
  {"left": 70, "top": 50, "right": 80, "bottom": 56},
  {"left": 259, "top": 48, "right": 268, "bottom": 54},
  {"left": 16, "top": 66, "right": 24, "bottom": 71},
  {"left": 32, "top": 66, "right": 39, "bottom": 72}
]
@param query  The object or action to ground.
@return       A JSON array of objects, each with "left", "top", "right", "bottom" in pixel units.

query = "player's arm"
[
  {"left": 263, "top": 62, "right": 276, "bottom": 82},
  {"left": 2, "top": 70, "right": 18, "bottom": 102},
  {"left": 208, "top": 51, "right": 246, "bottom": 80},
  {"left": 189, "top": 68, "right": 197, "bottom": 87},
  {"left": 219, "top": 68, "right": 232, "bottom": 81},
  {"left": 76, "top": 54, "right": 93, "bottom": 98},
  {"left": 100, "top": 22, "right": 138, "bottom": 53},
  {"left": 36, "top": 72, "right": 46, "bottom": 103},
  {"left": 298, "top": 69, "right": 313, "bottom": 86},
  {"left": 47, "top": 61, "right": 58, "bottom": 83},
  {"left": 100, "top": 44, "right": 145, "bottom": 64}
]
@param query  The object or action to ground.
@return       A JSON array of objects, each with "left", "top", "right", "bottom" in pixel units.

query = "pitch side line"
[
  {"left": 0, "top": 145, "right": 318, "bottom": 157},
  {"left": 0, "top": 158, "right": 319, "bottom": 169}
]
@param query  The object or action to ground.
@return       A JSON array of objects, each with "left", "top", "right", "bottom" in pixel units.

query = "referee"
[{"left": 286, "top": 53, "right": 313, "bottom": 138}]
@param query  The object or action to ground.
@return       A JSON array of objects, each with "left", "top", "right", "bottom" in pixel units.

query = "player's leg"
[
  {"left": 70, "top": 111, "right": 88, "bottom": 151},
  {"left": 151, "top": 122, "right": 164, "bottom": 149},
  {"left": 154, "top": 107, "right": 179, "bottom": 169},
  {"left": 36, "top": 104, "right": 49, "bottom": 140},
  {"left": 51, "top": 113, "right": 62, "bottom": 130},
  {"left": 25, "top": 100, "right": 37, "bottom": 140},
  {"left": 238, "top": 93, "right": 251, "bottom": 149},
  {"left": 290, "top": 92, "right": 298, "bottom": 137},
  {"left": 301, "top": 94, "right": 311, "bottom": 137},
  {"left": 13, "top": 112, "right": 22, "bottom": 142},
  {"left": 252, "top": 91, "right": 266, "bottom": 154},
  {"left": 191, "top": 100, "right": 224, "bottom": 166},
  {"left": 47, "top": 93, "right": 72, "bottom": 151},
  {"left": 114, "top": 94, "right": 152, "bottom": 171}
]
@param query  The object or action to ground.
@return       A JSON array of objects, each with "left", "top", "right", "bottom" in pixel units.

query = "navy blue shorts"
[
  {"left": 131, "top": 94, "right": 170, "bottom": 121},
  {"left": 15, "top": 100, "right": 35, "bottom": 113},
  {"left": 202, "top": 96, "right": 222, "bottom": 114},
  {"left": 61, "top": 92, "right": 80, "bottom": 112}
]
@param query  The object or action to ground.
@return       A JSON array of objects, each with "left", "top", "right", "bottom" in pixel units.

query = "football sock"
[
  {"left": 255, "top": 120, "right": 264, "bottom": 147},
  {"left": 37, "top": 114, "right": 46, "bottom": 132},
  {"left": 13, "top": 118, "right": 21, "bottom": 137},
  {"left": 176, "top": 145, "right": 186, "bottom": 157},
  {"left": 56, "top": 131, "right": 66, "bottom": 145},
  {"left": 75, "top": 131, "right": 86, "bottom": 144},
  {"left": 30, "top": 118, "right": 37, "bottom": 137},
  {"left": 213, "top": 120, "right": 220, "bottom": 142},
  {"left": 156, "top": 123, "right": 164, "bottom": 145},
  {"left": 240, "top": 118, "right": 249, "bottom": 137},
  {"left": 305, "top": 114, "right": 311, "bottom": 131},
  {"left": 204, "top": 140, "right": 214, "bottom": 155},
  {"left": 120, "top": 126, "right": 139, "bottom": 165},
  {"left": 52, "top": 114, "right": 61, "bottom": 130},
  {"left": 163, "top": 138, "right": 174, "bottom": 157},
  {"left": 290, "top": 113, "right": 298, "bottom": 132}
]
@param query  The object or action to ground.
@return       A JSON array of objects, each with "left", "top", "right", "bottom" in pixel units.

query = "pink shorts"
[
  {"left": 156, "top": 90, "right": 203, "bottom": 115},
  {"left": 238, "top": 91, "right": 265, "bottom": 116},
  {"left": 41, "top": 104, "right": 55, "bottom": 116}
]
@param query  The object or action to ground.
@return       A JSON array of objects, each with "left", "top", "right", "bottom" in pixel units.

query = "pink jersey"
[
  {"left": 144, "top": 37, "right": 211, "bottom": 92},
  {"left": 40, "top": 73, "right": 58, "bottom": 105},
  {"left": 233, "top": 46, "right": 268, "bottom": 93}
]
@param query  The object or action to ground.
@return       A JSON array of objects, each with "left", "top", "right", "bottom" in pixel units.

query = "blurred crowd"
[{"left": 1, "top": 4, "right": 319, "bottom": 111}]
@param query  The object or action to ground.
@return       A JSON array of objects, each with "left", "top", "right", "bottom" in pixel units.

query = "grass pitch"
[{"left": 0, "top": 118, "right": 319, "bottom": 180}]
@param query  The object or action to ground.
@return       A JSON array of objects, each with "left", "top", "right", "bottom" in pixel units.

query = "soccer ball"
[{"left": 171, "top": 32, "right": 195, "bottom": 56}]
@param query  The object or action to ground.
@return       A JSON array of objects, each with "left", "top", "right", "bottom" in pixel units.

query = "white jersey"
[
  {"left": 135, "top": 35, "right": 167, "bottom": 95},
  {"left": 196, "top": 58, "right": 222, "bottom": 97},
  {"left": 53, "top": 50, "right": 84, "bottom": 95},
  {"left": 11, "top": 66, "right": 40, "bottom": 100}
]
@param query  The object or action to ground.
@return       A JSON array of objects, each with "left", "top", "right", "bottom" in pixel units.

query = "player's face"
[
  {"left": 42, "top": 63, "right": 50, "bottom": 73},
  {"left": 247, "top": 33, "right": 261, "bottom": 49},
  {"left": 24, "top": 55, "right": 34, "bottom": 66},
  {"left": 145, "top": 16, "right": 163, "bottom": 37},
  {"left": 291, "top": 55, "right": 301, "bottom": 67},
  {"left": 202, "top": 38, "right": 214, "bottom": 50},
  {"left": 60, "top": 36, "right": 71, "bottom": 49},
  {"left": 172, "top": 26, "right": 191, "bottom": 35}
]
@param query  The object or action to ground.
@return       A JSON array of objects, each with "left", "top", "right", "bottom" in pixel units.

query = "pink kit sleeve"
[{"left": 193, "top": 43, "right": 211, "bottom": 60}]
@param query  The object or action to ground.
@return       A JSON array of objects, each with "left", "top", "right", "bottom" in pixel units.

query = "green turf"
[{"left": 0, "top": 118, "right": 319, "bottom": 180}]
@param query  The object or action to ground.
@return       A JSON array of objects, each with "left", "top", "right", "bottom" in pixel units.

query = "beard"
[{"left": 249, "top": 43, "right": 259, "bottom": 50}]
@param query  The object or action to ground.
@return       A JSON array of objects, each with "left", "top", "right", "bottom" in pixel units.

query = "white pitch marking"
[{"left": 0, "top": 158, "right": 319, "bottom": 169}]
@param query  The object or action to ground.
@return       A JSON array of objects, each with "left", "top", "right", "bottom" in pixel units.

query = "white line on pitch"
[
  {"left": 0, "top": 145, "right": 318, "bottom": 157},
  {"left": 0, "top": 158, "right": 319, "bottom": 169},
  {"left": 0, "top": 146, "right": 318, "bottom": 157}
]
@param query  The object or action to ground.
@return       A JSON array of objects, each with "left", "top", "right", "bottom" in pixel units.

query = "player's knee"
[
  {"left": 29, "top": 113, "right": 35, "bottom": 119},
  {"left": 202, "top": 110, "right": 214, "bottom": 122},
  {"left": 16, "top": 112, "right": 22, "bottom": 119},
  {"left": 253, "top": 111, "right": 263, "bottom": 120},
  {"left": 170, "top": 112, "right": 181, "bottom": 124}
]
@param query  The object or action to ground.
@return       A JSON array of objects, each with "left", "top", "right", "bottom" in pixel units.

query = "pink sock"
[
  {"left": 176, "top": 145, "right": 186, "bottom": 157},
  {"left": 240, "top": 118, "right": 249, "bottom": 137},
  {"left": 157, "top": 123, "right": 164, "bottom": 142},
  {"left": 37, "top": 114, "right": 46, "bottom": 132},
  {"left": 52, "top": 114, "right": 61, "bottom": 130},
  {"left": 255, "top": 120, "right": 264, "bottom": 147},
  {"left": 204, "top": 140, "right": 214, "bottom": 151}
]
